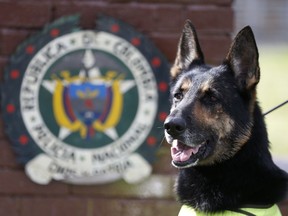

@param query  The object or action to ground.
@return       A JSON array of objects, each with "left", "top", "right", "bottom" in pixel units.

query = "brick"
[
  {"left": 72, "top": 174, "right": 175, "bottom": 199},
  {"left": 90, "top": 198, "right": 180, "bottom": 216},
  {"left": 0, "top": 2, "right": 52, "bottom": 28},
  {"left": 151, "top": 33, "right": 231, "bottom": 64},
  {"left": 54, "top": 3, "right": 232, "bottom": 33},
  {"left": 89, "top": 198, "right": 123, "bottom": 216},
  {"left": 0, "top": 197, "right": 20, "bottom": 216},
  {"left": 183, "top": 6, "right": 233, "bottom": 32},
  {"left": 54, "top": 2, "right": 183, "bottom": 32},
  {"left": 151, "top": 4, "right": 183, "bottom": 32},
  {"left": 127, "top": 0, "right": 232, "bottom": 6},
  {"left": 0, "top": 28, "right": 32, "bottom": 55},
  {"left": 19, "top": 197, "right": 180, "bottom": 216},
  {"left": 120, "top": 199, "right": 180, "bottom": 216},
  {"left": 149, "top": 33, "right": 178, "bottom": 63},
  {"left": 0, "top": 169, "right": 69, "bottom": 195},
  {"left": 106, "top": 0, "right": 135, "bottom": 3},
  {"left": 54, "top": 2, "right": 107, "bottom": 29},
  {"left": 198, "top": 34, "right": 232, "bottom": 64},
  {"left": 0, "top": 140, "right": 20, "bottom": 168},
  {"left": 55, "top": 2, "right": 173, "bottom": 36},
  {"left": 20, "top": 197, "right": 87, "bottom": 216},
  {"left": 105, "top": 4, "right": 183, "bottom": 33}
]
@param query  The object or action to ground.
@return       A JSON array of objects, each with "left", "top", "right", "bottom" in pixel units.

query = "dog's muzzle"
[
  {"left": 164, "top": 116, "right": 205, "bottom": 168},
  {"left": 164, "top": 117, "right": 186, "bottom": 138}
]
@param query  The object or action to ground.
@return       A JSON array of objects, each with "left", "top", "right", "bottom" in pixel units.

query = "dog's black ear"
[
  {"left": 226, "top": 26, "right": 260, "bottom": 91},
  {"left": 170, "top": 20, "right": 204, "bottom": 80}
]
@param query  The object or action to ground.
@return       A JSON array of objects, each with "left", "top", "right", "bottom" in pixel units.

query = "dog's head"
[{"left": 164, "top": 20, "right": 260, "bottom": 168}]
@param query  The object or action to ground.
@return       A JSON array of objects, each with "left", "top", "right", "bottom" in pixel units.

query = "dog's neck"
[{"left": 176, "top": 104, "right": 288, "bottom": 212}]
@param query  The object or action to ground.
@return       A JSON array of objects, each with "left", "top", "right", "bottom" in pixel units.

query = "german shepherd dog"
[{"left": 164, "top": 20, "right": 288, "bottom": 215}]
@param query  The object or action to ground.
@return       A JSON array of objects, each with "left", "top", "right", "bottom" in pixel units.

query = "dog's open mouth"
[{"left": 171, "top": 140, "right": 205, "bottom": 168}]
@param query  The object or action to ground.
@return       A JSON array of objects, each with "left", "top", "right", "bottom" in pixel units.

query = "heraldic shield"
[
  {"left": 2, "top": 15, "right": 171, "bottom": 185},
  {"left": 53, "top": 74, "right": 123, "bottom": 139}
]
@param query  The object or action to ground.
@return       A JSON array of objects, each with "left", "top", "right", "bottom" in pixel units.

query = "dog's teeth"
[{"left": 191, "top": 145, "right": 201, "bottom": 154}]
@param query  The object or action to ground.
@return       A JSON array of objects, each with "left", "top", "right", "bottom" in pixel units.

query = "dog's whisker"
[{"left": 158, "top": 136, "right": 167, "bottom": 147}]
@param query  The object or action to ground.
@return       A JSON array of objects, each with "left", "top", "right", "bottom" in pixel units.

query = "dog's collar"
[{"left": 178, "top": 204, "right": 282, "bottom": 216}]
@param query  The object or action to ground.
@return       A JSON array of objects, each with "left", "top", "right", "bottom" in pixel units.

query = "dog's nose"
[{"left": 164, "top": 117, "right": 186, "bottom": 137}]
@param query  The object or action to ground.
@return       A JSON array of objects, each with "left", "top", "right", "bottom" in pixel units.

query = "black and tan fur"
[{"left": 164, "top": 20, "right": 288, "bottom": 212}]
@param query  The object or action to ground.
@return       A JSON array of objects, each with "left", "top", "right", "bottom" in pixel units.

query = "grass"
[{"left": 257, "top": 44, "right": 288, "bottom": 158}]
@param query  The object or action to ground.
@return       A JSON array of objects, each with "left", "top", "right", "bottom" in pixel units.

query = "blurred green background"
[
  {"left": 258, "top": 45, "right": 288, "bottom": 158},
  {"left": 234, "top": 0, "right": 288, "bottom": 169}
]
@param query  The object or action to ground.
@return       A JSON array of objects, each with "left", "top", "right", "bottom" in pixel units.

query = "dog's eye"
[
  {"left": 203, "top": 91, "right": 218, "bottom": 104},
  {"left": 174, "top": 92, "right": 183, "bottom": 101},
  {"left": 209, "top": 95, "right": 217, "bottom": 102}
]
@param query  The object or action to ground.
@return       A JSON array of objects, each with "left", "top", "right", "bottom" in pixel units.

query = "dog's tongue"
[{"left": 171, "top": 140, "right": 200, "bottom": 162}]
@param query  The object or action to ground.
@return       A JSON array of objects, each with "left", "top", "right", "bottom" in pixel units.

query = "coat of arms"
[{"left": 1, "top": 15, "right": 170, "bottom": 184}]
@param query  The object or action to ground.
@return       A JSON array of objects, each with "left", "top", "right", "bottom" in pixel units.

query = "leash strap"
[
  {"left": 263, "top": 99, "right": 288, "bottom": 116},
  {"left": 229, "top": 209, "right": 256, "bottom": 216}
]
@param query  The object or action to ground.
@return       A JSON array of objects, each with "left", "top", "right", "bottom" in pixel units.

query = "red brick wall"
[{"left": 2, "top": 0, "right": 283, "bottom": 215}]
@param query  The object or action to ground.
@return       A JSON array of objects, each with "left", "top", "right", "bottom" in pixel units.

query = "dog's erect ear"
[
  {"left": 226, "top": 26, "right": 260, "bottom": 91},
  {"left": 170, "top": 20, "right": 204, "bottom": 80}
]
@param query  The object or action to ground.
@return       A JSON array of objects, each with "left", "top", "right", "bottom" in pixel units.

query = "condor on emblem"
[{"left": 2, "top": 15, "right": 169, "bottom": 184}]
